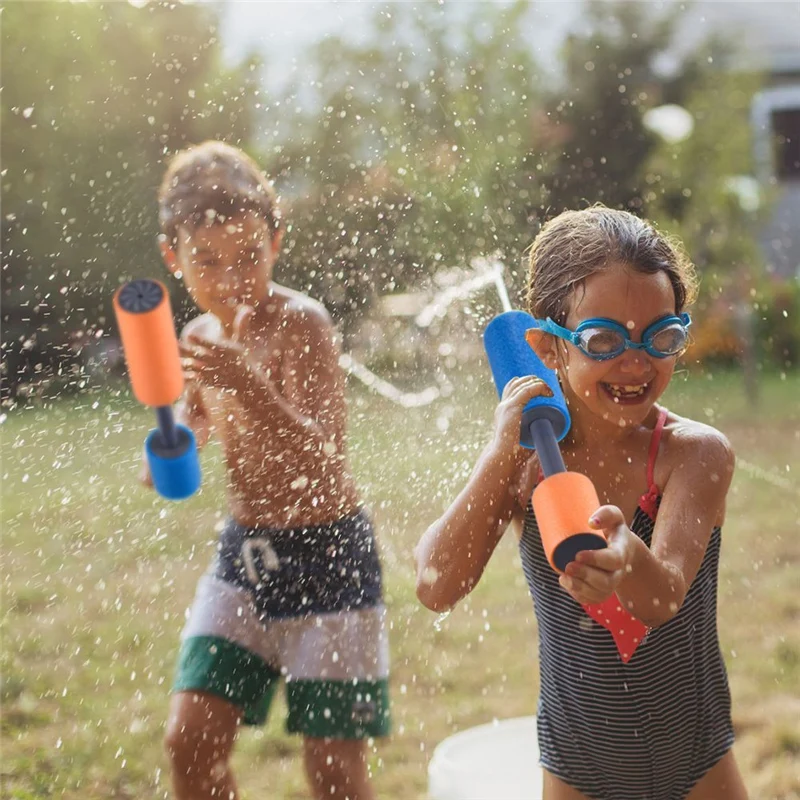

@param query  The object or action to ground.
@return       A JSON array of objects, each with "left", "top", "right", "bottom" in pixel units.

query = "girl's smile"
[{"left": 600, "top": 380, "right": 654, "bottom": 405}]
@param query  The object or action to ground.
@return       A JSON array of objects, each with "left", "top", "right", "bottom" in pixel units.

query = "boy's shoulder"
[
  {"left": 272, "top": 283, "right": 332, "bottom": 322},
  {"left": 268, "top": 284, "right": 335, "bottom": 339}
]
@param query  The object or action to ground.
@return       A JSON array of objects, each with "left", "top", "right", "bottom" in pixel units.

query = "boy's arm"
[
  {"left": 178, "top": 303, "right": 353, "bottom": 467},
  {"left": 269, "top": 304, "right": 350, "bottom": 445},
  {"left": 226, "top": 305, "right": 350, "bottom": 455}
]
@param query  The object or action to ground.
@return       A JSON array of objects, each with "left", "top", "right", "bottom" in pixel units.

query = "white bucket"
[{"left": 427, "top": 716, "right": 543, "bottom": 800}]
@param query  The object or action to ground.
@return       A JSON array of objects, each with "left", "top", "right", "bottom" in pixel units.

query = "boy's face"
[{"left": 164, "top": 211, "right": 281, "bottom": 319}]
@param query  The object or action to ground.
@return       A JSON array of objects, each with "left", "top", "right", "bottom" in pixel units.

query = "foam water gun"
[
  {"left": 483, "top": 310, "right": 647, "bottom": 662},
  {"left": 113, "top": 279, "right": 201, "bottom": 500}
]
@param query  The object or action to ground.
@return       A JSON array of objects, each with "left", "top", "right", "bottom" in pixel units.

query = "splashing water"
[
  {"left": 342, "top": 256, "right": 512, "bottom": 406},
  {"left": 433, "top": 609, "right": 452, "bottom": 632}
]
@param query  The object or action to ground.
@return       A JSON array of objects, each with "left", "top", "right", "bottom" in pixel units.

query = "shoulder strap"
[{"left": 646, "top": 406, "right": 669, "bottom": 490}]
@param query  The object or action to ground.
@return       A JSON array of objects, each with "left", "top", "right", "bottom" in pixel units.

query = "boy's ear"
[
  {"left": 525, "top": 328, "right": 559, "bottom": 370},
  {"left": 158, "top": 235, "right": 178, "bottom": 274},
  {"left": 270, "top": 227, "right": 284, "bottom": 257}
]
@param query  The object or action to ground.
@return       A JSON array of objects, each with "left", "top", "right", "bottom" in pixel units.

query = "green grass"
[{"left": 2, "top": 369, "right": 799, "bottom": 799}]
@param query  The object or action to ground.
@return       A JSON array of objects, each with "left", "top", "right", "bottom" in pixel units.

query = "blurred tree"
[
  {"left": 2, "top": 0, "right": 261, "bottom": 399},
  {"left": 3, "top": 0, "right": 779, "bottom": 399},
  {"left": 271, "top": 0, "right": 546, "bottom": 340},
  {"left": 645, "top": 64, "right": 769, "bottom": 390},
  {"left": 538, "top": 1, "right": 681, "bottom": 212}
]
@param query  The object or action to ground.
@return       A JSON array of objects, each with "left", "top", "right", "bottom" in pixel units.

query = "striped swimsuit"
[{"left": 519, "top": 408, "right": 734, "bottom": 800}]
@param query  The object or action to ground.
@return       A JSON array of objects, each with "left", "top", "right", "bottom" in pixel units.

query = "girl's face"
[{"left": 555, "top": 263, "right": 679, "bottom": 430}]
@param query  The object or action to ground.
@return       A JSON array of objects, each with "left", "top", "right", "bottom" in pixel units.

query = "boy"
[{"left": 145, "top": 140, "right": 390, "bottom": 800}]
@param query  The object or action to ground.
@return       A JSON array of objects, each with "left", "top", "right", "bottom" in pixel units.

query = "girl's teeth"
[{"left": 606, "top": 383, "right": 649, "bottom": 398}]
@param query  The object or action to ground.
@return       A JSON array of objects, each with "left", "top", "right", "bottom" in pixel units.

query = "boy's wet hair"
[
  {"left": 158, "top": 140, "right": 282, "bottom": 248},
  {"left": 525, "top": 205, "right": 698, "bottom": 322}
]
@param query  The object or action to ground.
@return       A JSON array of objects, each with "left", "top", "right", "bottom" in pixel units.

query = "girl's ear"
[
  {"left": 158, "top": 235, "right": 178, "bottom": 274},
  {"left": 525, "top": 328, "right": 559, "bottom": 370}
]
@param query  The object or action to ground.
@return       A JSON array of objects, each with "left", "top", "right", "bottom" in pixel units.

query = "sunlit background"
[{"left": 3, "top": 1, "right": 799, "bottom": 798}]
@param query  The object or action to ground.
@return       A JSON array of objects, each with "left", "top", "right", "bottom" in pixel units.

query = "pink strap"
[{"left": 646, "top": 407, "right": 668, "bottom": 490}]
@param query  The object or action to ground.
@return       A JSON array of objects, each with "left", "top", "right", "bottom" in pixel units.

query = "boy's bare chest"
[{"left": 201, "top": 338, "right": 285, "bottom": 432}]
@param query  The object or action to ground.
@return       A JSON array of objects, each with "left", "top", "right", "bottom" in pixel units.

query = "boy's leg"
[
  {"left": 165, "top": 690, "right": 242, "bottom": 800},
  {"left": 302, "top": 737, "right": 374, "bottom": 800},
  {"left": 282, "top": 605, "right": 391, "bottom": 800},
  {"left": 167, "top": 573, "right": 282, "bottom": 798}
]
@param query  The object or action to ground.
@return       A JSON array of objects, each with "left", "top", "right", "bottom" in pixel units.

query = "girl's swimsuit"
[{"left": 520, "top": 407, "right": 734, "bottom": 800}]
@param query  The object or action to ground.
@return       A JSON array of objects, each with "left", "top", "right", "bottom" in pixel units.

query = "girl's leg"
[
  {"left": 164, "top": 690, "right": 242, "bottom": 800},
  {"left": 542, "top": 769, "right": 592, "bottom": 800},
  {"left": 686, "top": 750, "right": 748, "bottom": 800},
  {"left": 302, "top": 736, "right": 374, "bottom": 800}
]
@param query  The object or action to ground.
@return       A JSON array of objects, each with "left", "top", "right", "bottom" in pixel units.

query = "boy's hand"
[
  {"left": 179, "top": 306, "right": 257, "bottom": 397},
  {"left": 559, "top": 505, "right": 635, "bottom": 605},
  {"left": 138, "top": 453, "right": 154, "bottom": 489}
]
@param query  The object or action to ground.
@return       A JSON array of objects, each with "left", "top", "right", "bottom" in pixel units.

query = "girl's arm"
[
  {"left": 619, "top": 426, "right": 734, "bottom": 626},
  {"left": 574, "top": 424, "right": 734, "bottom": 628},
  {"left": 414, "top": 376, "right": 552, "bottom": 612},
  {"left": 414, "top": 444, "right": 521, "bottom": 612}
]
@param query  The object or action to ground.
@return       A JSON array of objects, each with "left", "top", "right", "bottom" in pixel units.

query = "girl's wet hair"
[
  {"left": 158, "top": 140, "right": 282, "bottom": 248},
  {"left": 525, "top": 205, "right": 698, "bottom": 322}
]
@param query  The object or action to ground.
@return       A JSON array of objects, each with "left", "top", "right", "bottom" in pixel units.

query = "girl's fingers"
[
  {"left": 559, "top": 574, "right": 606, "bottom": 605},
  {"left": 565, "top": 562, "right": 621, "bottom": 595},
  {"left": 574, "top": 547, "right": 625, "bottom": 572},
  {"left": 504, "top": 376, "right": 554, "bottom": 403},
  {"left": 587, "top": 504, "right": 626, "bottom": 532}
]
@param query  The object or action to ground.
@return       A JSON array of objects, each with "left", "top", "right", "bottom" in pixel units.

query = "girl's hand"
[
  {"left": 491, "top": 376, "right": 553, "bottom": 459},
  {"left": 559, "top": 504, "right": 635, "bottom": 605},
  {"left": 179, "top": 306, "right": 257, "bottom": 397}
]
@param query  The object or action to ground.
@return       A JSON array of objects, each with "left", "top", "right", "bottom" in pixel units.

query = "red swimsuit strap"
[
  {"left": 647, "top": 406, "right": 669, "bottom": 491},
  {"left": 535, "top": 406, "right": 668, "bottom": 503}
]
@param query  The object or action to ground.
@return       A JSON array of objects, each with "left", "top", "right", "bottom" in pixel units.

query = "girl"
[{"left": 414, "top": 206, "right": 748, "bottom": 800}]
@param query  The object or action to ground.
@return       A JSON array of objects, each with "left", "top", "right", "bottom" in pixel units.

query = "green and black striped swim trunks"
[{"left": 172, "top": 508, "right": 391, "bottom": 739}]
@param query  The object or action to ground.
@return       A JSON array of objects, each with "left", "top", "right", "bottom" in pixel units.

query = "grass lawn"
[{"left": 2, "top": 367, "right": 799, "bottom": 799}]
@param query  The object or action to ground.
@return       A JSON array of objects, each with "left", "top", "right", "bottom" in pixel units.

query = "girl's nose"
[{"left": 617, "top": 348, "right": 651, "bottom": 376}]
